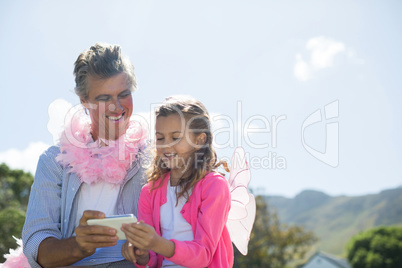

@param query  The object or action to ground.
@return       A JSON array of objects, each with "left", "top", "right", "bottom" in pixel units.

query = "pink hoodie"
[{"left": 137, "top": 171, "right": 234, "bottom": 268}]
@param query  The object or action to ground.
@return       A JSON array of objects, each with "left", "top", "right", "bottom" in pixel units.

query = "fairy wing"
[
  {"left": 227, "top": 194, "right": 256, "bottom": 255},
  {"left": 226, "top": 147, "right": 256, "bottom": 255}
]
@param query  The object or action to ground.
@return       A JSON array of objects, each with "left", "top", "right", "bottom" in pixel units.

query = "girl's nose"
[
  {"left": 159, "top": 139, "right": 173, "bottom": 149},
  {"left": 163, "top": 140, "right": 171, "bottom": 148}
]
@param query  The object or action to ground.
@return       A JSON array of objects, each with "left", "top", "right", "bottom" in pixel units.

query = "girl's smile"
[{"left": 155, "top": 114, "right": 198, "bottom": 182}]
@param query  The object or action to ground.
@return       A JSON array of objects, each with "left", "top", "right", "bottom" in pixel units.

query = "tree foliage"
[
  {"left": 0, "top": 163, "right": 33, "bottom": 211},
  {"left": 0, "top": 207, "right": 26, "bottom": 259},
  {"left": 346, "top": 226, "right": 402, "bottom": 268},
  {"left": 234, "top": 196, "right": 317, "bottom": 268},
  {"left": 0, "top": 163, "right": 34, "bottom": 262}
]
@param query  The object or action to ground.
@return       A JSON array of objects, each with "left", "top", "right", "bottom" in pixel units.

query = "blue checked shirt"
[{"left": 22, "top": 145, "right": 147, "bottom": 267}]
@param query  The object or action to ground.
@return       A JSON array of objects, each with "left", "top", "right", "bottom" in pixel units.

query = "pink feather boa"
[
  {"left": 55, "top": 113, "right": 147, "bottom": 185},
  {"left": 1, "top": 237, "right": 30, "bottom": 268}
]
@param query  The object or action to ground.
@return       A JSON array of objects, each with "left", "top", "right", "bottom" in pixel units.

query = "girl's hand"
[
  {"left": 121, "top": 220, "right": 176, "bottom": 258},
  {"left": 121, "top": 220, "right": 160, "bottom": 251},
  {"left": 121, "top": 240, "right": 149, "bottom": 265}
]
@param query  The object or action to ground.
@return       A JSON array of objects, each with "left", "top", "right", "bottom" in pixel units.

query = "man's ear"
[{"left": 80, "top": 98, "right": 89, "bottom": 109}]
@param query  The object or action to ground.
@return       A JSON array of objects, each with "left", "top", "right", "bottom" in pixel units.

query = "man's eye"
[
  {"left": 97, "top": 97, "right": 110, "bottom": 102},
  {"left": 119, "top": 92, "right": 131, "bottom": 98}
]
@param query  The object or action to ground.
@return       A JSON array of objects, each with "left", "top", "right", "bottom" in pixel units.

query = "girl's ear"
[{"left": 196, "top": 133, "right": 207, "bottom": 147}]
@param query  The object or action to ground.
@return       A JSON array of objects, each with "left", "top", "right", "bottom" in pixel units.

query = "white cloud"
[
  {"left": 308, "top": 37, "right": 345, "bottom": 69},
  {"left": 294, "top": 53, "right": 313, "bottom": 82},
  {"left": 0, "top": 142, "right": 50, "bottom": 174},
  {"left": 294, "top": 36, "right": 346, "bottom": 81}
]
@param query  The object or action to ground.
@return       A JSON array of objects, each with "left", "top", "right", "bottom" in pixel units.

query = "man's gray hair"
[{"left": 73, "top": 43, "right": 137, "bottom": 99}]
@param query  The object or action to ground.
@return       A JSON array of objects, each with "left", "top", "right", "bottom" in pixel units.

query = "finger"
[
  {"left": 123, "top": 221, "right": 151, "bottom": 234},
  {"left": 76, "top": 238, "right": 118, "bottom": 252},
  {"left": 121, "top": 223, "right": 131, "bottom": 233},
  {"left": 121, "top": 224, "right": 155, "bottom": 248},
  {"left": 79, "top": 210, "right": 105, "bottom": 226},
  {"left": 121, "top": 225, "right": 136, "bottom": 241},
  {"left": 125, "top": 234, "right": 155, "bottom": 251},
  {"left": 129, "top": 239, "right": 146, "bottom": 250},
  {"left": 133, "top": 221, "right": 148, "bottom": 230},
  {"left": 127, "top": 243, "right": 137, "bottom": 263},
  {"left": 77, "top": 233, "right": 118, "bottom": 244},
  {"left": 121, "top": 242, "right": 127, "bottom": 260},
  {"left": 81, "top": 241, "right": 118, "bottom": 250},
  {"left": 75, "top": 230, "right": 118, "bottom": 253},
  {"left": 121, "top": 242, "right": 130, "bottom": 261},
  {"left": 123, "top": 227, "right": 149, "bottom": 243},
  {"left": 121, "top": 223, "right": 147, "bottom": 238},
  {"left": 122, "top": 242, "right": 136, "bottom": 262},
  {"left": 76, "top": 224, "right": 117, "bottom": 236}
]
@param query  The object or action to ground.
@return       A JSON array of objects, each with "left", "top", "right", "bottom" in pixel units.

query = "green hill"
[{"left": 264, "top": 187, "right": 402, "bottom": 256}]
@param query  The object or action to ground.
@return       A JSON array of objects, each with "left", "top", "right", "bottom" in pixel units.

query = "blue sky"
[{"left": 1, "top": 0, "right": 401, "bottom": 197}]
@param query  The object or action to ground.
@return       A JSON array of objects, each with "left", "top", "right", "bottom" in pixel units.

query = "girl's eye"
[
  {"left": 172, "top": 137, "right": 181, "bottom": 141},
  {"left": 156, "top": 138, "right": 164, "bottom": 141}
]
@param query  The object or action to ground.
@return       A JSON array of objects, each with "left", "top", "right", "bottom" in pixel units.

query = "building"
[{"left": 300, "top": 251, "right": 351, "bottom": 268}]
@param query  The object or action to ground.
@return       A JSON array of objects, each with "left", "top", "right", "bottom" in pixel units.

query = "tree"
[
  {"left": 0, "top": 163, "right": 34, "bottom": 211},
  {"left": 234, "top": 196, "right": 317, "bottom": 268},
  {"left": 0, "top": 163, "right": 34, "bottom": 262},
  {"left": 0, "top": 207, "right": 26, "bottom": 260},
  {"left": 346, "top": 226, "right": 402, "bottom": 268}
]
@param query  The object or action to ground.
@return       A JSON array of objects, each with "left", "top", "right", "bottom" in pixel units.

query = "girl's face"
[
  {"left": 155, "top": 114, "right": 198, "bottom": 172},
  {"left": 81, "top": 73, "right": 133, "bottom": 141}
]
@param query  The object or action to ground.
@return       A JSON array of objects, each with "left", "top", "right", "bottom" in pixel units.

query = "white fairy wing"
[
  {"left": 229, "top": 186, "right": 250, "bottom": 220},
  {"left": 228, "top": 147, "right": 249, "bottom": 186},
  {"left": 227, "top": 194, "right": 256, "bottom": 255},
  {"left": 226, "top": 147, "right": 256, "bottom": 255}
]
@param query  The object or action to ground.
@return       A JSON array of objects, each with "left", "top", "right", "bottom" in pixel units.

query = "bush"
[
  {"left": 0, "top": 207, "right": 26, "bottom": 262},
  {"left": 0, "top": 163, "right": 33, "bottom": 262},
  {"left": 234, "top": 196, "right": 317, "bottom": 268},
  {"left": 346, "top": 226, "right": 402, "bottom": 268}
]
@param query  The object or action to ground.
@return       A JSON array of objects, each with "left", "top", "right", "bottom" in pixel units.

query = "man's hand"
[
  {"left": 74, "top": 210, "right": 119, "bottom": 257},
  {"left": 37, "top": 210, "right": 119, "bottom": 268}
]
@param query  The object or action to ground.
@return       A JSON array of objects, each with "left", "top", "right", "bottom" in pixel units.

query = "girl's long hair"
[{"left": 147, "top": 96, "right": 225, "bottom": 203}]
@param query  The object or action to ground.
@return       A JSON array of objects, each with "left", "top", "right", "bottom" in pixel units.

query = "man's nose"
[{"left": 109, "top": 98, "right": 123, "bottom": 113}]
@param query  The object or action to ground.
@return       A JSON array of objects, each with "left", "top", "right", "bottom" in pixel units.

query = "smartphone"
[{"left": 87, "top": 214, "right": 137, "bottom": 240}]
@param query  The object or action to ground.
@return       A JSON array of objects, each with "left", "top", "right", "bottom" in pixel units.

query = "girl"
[{"left": 121, "top": 96, "right": 233, "bottom": 267}]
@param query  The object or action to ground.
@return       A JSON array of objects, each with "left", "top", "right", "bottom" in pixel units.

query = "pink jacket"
[{"left": 137, "top": 171, "right": 234, "bottom": 268}]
